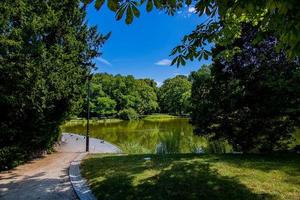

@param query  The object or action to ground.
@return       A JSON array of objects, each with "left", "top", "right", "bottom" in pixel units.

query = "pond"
[
  {"left": 61, "top": 118, "right": 300, "bottom": 154},
  {"left": 61, "top": 118, "right": 232, "bottom": 154}
]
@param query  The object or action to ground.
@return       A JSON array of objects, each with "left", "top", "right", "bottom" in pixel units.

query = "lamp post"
[{"left": 86, "top": 74, "right": 92, "bottom": 152}]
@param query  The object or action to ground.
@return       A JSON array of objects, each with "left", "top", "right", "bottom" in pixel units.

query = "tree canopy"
[
  {"left": 76, "top": 73, "right": 192, "bottom": 118},
  {"left": 0, "top": 0, "right": 106, "bottom": 169},
  {"left": 158, "top": 75, "right": 191, "bottom": 115},
  {"left": 190, "top": 24, "right": 300, "bottom": 153},
  {"left": 85, "top": 73, "right": 159, "bottom": 117}
]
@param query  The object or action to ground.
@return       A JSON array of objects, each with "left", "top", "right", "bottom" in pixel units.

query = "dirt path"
[{"left": 0, "top": 133, "right": 121, "bottom": 200}]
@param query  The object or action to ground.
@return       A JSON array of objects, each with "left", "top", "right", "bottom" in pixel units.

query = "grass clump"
[
  {"left": 119, "top": 142, "right": 152, "bottom": 154},
  {"left": 143, "top": 114, "right": 179, "bottom": 122},
  {"left": 82, "top": 153, "right": 300, "bottom": 200}
]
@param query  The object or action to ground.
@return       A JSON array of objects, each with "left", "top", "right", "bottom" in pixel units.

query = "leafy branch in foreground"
[{"left": 84, "top": 0, "right": 300, "bottom": 66}]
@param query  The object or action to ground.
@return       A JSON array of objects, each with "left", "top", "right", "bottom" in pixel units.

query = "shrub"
[
  {"left": 118, "top": 108, "right": 139, "bottom": 120},
  {"left": 0, "top": 146, "right": 24, "bottom": 171}
]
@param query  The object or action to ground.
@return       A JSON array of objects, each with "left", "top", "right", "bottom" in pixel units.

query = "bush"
[
  {"left": 118, "top": 108, "right": 139, "bottom": 120},
  {"left": 0, "top": 146, "right": 24, "bottom": 171}
]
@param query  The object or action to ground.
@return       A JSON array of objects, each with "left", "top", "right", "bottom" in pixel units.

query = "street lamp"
[{"left": 86, "top": 74, "right": 92, "bottom": 152}]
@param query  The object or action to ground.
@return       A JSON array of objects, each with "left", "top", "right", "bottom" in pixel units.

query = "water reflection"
[
  {"left": 61, "top": 119, "right": 218, "bottom": 153},
  {"left": 62, "top": 119, "right": 300, "bottom": 153}
]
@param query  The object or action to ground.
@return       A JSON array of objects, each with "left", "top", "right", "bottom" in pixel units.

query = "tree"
[
  {"left": 94, "top": 97, "right": 117, "bottom": 116},
  {"left": 190, "top": 24, "right": 300, "bottom": 153},
  {"left": 85, "top": 0, "right": 300, "bottom": 65},
  {"left": 83, "top": 73, "right": 159, "bottom": 117},
  {"left": 0, "top": 0, "right": 107, "bottom": 169},
  {"left": 159, "top": 75, "right": 191, "bottom": 115}
]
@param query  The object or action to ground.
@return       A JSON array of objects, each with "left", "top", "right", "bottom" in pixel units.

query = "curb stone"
[{"left": 69, "top": 153, "right": 97, "bottom": 200}]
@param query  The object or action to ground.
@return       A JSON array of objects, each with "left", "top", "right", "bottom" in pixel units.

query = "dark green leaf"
[
  {"left": 171, "top": 57, "right": 178, "bottom": 66},
  {"left": 132, "top": 5, "right": 140, "bottom": 17},
  {"left": 125, "top": 6, "right": 133, "bottom": 24},
  {"left": 95, "top": 0, "right": 105, "bottom": 10},
  {"left": 146, "top": 0, "right": 153, "bottom": 12},
  {"left": 116, "top": 6, "right": 126, "bottom": 20},
  {"left": 108, "top": 0, "right": 119, "bottom": 12},
  {"left": 153, "top": 0, "right": 161, "bottom": 9}
]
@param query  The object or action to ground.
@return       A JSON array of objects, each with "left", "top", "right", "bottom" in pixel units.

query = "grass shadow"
[{"left": 83, "top": 154, "right": 277, "bottom": 200}]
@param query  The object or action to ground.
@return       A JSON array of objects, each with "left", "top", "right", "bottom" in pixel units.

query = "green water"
[
  {"left": 61, "top": 119, "right": 300, "bottom": 154},
  {"left": 61, "top": 118, "right": 220, "bottom": 153}
]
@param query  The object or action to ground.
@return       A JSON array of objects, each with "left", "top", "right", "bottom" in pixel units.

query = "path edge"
[{"left": 69, "top": 153, "right": 97, "bottom": 200}]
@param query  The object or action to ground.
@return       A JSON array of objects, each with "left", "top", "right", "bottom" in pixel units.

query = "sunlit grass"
[
  {"left": 143, "top": 114, "right": 180, "bottom": 122},
  {"left": 82, "top": 154, "right": 300, "bottom": 200},
  {"left": 62, "top": 118, "right": 122, "bottom": 127}
]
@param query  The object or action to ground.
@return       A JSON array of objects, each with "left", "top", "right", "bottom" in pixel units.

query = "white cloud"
[
  {"left": 155, "top": 59, "right": 171, "bottom": 66},
  {"left": 96, "top": 57, "right": 112, "bottom": 66},
  {"left": 156, "top": 81, "right": 163, "bottom": 87},
  {"left": 188, "top": 6, "right": 196, "bottom": 13}
]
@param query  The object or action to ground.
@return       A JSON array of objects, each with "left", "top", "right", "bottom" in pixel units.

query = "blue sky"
[{"left": 86, "top": 4, "right": 211, "bottom": 85}]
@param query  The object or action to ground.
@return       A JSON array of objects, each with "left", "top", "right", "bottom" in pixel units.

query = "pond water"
[
  {"left": 61, "top": 118, "right": 230, "bottom": 154},
  {"left": 61, "top": 118, "right": 300, "bottom": 154}
]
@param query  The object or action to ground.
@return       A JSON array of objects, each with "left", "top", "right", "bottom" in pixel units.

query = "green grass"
[
  {"left": 81, "top": 154, "right": 300, "bottom": 200},
  {"left": 62, "top": 118, "right": 122, "bottom": 126},
  {"left": 143, "top": 114, "right": 180, "bottom": 122}
]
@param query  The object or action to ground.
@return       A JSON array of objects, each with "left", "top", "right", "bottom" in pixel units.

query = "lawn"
[{"left": 81, "top": 154, "right": 300, "bottom": 200}]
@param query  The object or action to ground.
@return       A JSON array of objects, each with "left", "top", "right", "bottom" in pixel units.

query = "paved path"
[{"left": 0, "top": 133, "right": 121, "bottom": 200}]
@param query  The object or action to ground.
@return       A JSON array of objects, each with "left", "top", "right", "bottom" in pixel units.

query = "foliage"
[
  {"left": 190, "top": 24, "right": 300, "bottom": 153},
  {"left": 0, "top": 0, "right": 106, "bottom": 169},
  {"left": 94, "top": 97, "right": 117, "bottom": 116},
  {"left": 118, "top": 108, "right": 139, "bottom": 120},
  {"left": 83, "top": 73, "right": 159, "bottom": 118},
  {"left": 85, "top": 0, "right": 300, "bottom": 65},
  {"left": 0, "top": 146, "right": 24, "bottom": 170},
  {"left": 82, "top": 154, "right": 300, "bottom": 200},
  {"left": 158, "top": 75, "right": 191, "bottom": 115}
]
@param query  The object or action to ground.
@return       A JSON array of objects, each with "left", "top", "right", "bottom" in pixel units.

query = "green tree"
[
  {"left": 94, "top": 97, "right": 117, "bottom": 116},
  {"left": 84, "top": 73, "right": 158, "bottom": 117},
  {"left": 159, "top": 75, "right": 191, "bottom": 115},
  {"left": 0, "top": 0, "right": 107, "bottom": 169},
  {"left": 190, "top": 25, "right": 300, "bottom": 153}
]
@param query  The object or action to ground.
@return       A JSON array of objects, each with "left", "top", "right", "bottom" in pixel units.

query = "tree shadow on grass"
[{"left": 89, "top": 157, "right": 275, "bottom": 200}]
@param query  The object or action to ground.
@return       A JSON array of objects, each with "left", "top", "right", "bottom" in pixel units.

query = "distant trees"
[
  {"left": 0, "top": 0, "right": 106, "bottom": 169},
  {"left": 77, "top": 73, "right": 192, "bottom": 118},
  {"left": 93, "top": 97, "right": 117, "bottom": 116},
  {"left": 158, "top": 75, "right": 191, "bottom": 115},
  {"left": 190, "top": 25, "right": 300, "bottom": 153},
  {"left": 84, "top": 73, "right": 159, "bottom": 118}
]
